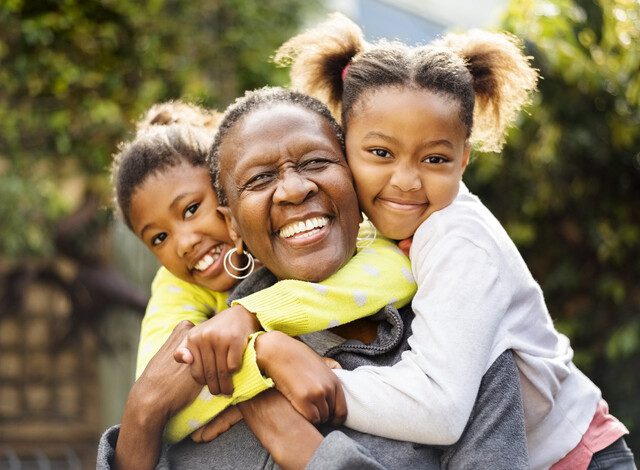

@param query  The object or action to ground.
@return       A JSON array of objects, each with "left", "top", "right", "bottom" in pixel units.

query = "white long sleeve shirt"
[{"left": 334, "top": 183, "right": 601, "bottom": 470}]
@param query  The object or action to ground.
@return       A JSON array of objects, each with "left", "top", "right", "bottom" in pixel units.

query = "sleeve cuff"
[{"left": 231, "top": 331, "right": 275, "bottom": 401}]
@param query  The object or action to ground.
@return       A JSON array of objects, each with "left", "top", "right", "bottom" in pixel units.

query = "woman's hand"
[
  {"left": 115, "top": 320, "right": 202, "bottom": 470},
  {"left": 238, "top": 389, "right": 324, "bottom": 470},
  {"left": 174, "top": 305, "right": 261, "bottom": 396},
  {"left": 191, "top": 405, "right": 243, "bottom": 443},
  {"left": 255, "top": 331, "right": 347, "bottom": 425}
]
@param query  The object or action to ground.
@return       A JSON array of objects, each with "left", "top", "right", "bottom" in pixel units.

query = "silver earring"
[
  {"left": 223, "top": 248, "right": 255, "bottom": 280},
  {"left": 357, "top": 218, "right": 377, "bottom": 249}
]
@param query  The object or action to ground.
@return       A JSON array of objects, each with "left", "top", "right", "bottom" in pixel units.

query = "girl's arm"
[
  {"left": 136, "top": 267, "right": 228, "bottom": 377},
  {"left": 234, "top": 228, "right": 417, "bottom": 335},
  {"left": 332, "top": 233, "right": 509, "bottom": 444},
  {"left": 137, "top": 268, "right": 273, "bottom": 444}
]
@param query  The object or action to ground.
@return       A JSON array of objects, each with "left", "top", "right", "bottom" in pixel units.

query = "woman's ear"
[{"left": 217, "top": 206, "right": 244, "bottom": 253}]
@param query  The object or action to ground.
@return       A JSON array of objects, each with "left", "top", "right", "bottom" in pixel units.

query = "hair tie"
[{"left": 341, "top": 63, "right": 351, "bottom": 81}]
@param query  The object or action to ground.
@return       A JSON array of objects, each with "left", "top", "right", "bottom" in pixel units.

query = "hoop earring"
[
  {"left": 356, "top": 218, "right": 377, "bottom": 249},
  {"left": 223, "top": 248, "right": 255, "bottom": 280}
]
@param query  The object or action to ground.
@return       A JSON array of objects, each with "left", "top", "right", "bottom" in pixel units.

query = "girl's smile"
[{"left": 129, "top": 162, "right": 237, "bottom": 292}]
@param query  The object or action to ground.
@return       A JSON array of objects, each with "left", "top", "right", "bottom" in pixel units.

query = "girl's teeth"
[{"left": 194, "top": 250, "right": 221, "bottom": 271}]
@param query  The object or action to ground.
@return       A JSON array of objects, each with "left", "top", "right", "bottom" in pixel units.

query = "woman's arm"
[
  {"left": 238, "top": 389, "right": 324, "bottom": 470},
  {"left": 115, "top": 321, "right": 201, "bottom": 470},
  {"left": 238, "top": 389, "right": 387, "bottom": 470},
  {"left": 138, "top": 268, "right": 273, "bottom": 444}
]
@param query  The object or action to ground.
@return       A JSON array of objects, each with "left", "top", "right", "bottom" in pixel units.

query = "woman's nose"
[
  {"left": 389, "top": 165, "right": 422, "bottom": 192},
  {"left": 273, "top": 170, "right": 318, "bottom": 205}
]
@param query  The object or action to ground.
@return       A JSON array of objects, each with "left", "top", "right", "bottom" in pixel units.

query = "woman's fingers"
[
  {"left": 200, "top": 343, "right": 221, "bottom": 395},
  {"left": 226, "top": 339, "right": 245, "bottom": 374},
  {"left": 216, "top": 344, "right": 233, "bottom": 396},
  {"left": 173, "top": 347, "right": 193, "bottom": 364},
  {"left": 331, "top": 381, "right": 348, "bottom": 426},
  {"left": 321, "top": 357, "right": 342, "bottom": 370},
  {"left": 191, "top": 406, "right": 243, "bottom": 443}
]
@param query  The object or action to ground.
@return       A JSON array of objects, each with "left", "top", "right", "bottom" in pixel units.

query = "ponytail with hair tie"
[{"left": 273, "top": 12, "right": 365, "bottom": 121}]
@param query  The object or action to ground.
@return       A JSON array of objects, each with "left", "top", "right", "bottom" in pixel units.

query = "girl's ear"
[
  {"left": 461, "top": 143, "right": 471, "bottom": 173},
  {"left": 217, "top": 206, "right": 244, "bottom": 253}
]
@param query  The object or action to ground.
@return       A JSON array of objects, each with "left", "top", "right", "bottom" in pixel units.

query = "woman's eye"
[
  {"left": 371, "top": 148, "right": 391, "bottom": 158},
  {"left": 184, "top": 203, "right": 199, "bottom": 219},
  {"left": 424, "top": 155, "right": 447, "bottom": 164},
  {"left": 245, "top": 173, "right": 274, "bottom": 189},
  {"left": 300, "top": 158, "right": 330, "bottom": 170},
  {"left": 151, "top": 232, "right": 167, "bottom": 246}
]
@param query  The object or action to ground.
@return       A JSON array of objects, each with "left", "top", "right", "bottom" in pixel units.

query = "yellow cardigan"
[{"left": 136, "top": 232, "right": 416, "bottom": 443}]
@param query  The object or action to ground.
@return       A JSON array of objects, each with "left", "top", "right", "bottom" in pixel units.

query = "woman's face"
[{"left": 218, "top": 103, "right": 361, "bottom": 282}]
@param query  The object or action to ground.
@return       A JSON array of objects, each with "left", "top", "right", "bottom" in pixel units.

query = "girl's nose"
[
  {"left": 177, "top": 230, "right": 201, "bottom": 258},
  {"left": 389, "top": 165, "right": 422, "bottom": 192}
]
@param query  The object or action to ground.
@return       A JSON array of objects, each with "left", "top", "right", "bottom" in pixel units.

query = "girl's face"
[
  {"left": 129, "top": 162, "right": 237, "bottom": 292},
  {"left": 345, "top": 87, "right": 471, "bottom": 240}
]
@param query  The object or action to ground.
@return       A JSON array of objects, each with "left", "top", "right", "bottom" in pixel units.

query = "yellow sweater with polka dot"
[{"left": 136, "top": 232, "right": 416, "bottom": 443}]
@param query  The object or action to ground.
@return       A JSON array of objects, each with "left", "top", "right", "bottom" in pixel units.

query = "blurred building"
[{"left": 327, "top": 0, "right": 507, "bottom": 43}]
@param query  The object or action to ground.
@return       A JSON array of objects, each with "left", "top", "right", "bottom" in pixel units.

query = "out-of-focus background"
[{"left": 0, "top": 0, "right": 638, "bottom": 467}]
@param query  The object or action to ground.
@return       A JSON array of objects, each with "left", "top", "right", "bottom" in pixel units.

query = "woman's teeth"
[
  {"left": 194, "top": 246, "right": 223, "bottom": 271},
  {"left": 279, "top": 216, "right": 329, "bottom": 239}
]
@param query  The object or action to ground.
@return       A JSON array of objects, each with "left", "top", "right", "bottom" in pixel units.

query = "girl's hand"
[
  {"left": 255, "top": 331, "right": 347, "bottom": 425},
  {"left": 173, "top": 305, "right": 261, "bottom": 396}
]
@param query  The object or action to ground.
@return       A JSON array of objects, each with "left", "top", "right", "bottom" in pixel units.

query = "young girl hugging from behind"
[
  {"left": 274, "top": 13, "right": 634, "bottom": 469},
  {"left": 111, "top": 100, "right": 416, "bottom": 443}
]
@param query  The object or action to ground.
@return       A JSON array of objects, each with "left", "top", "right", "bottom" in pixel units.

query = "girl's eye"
[
  {"left": 151, "top": 232, "right": 167, "bottom": 246},
  {"left": 371, "top": 148, "right": 391, "bottom": 159},
  {"left": 424, "top": 155, "right": 447, "bottom": 164},
  {"left": 184, "top": 203, "right": 199, "bottom": 219}
]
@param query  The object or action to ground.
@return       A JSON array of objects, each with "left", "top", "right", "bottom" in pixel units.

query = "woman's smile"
[
  {"left": 218, "top": 103, "right": 361, "bottom": 282},
  {"left": 277, "top": 215, "right": 331, "bottom": 245}
]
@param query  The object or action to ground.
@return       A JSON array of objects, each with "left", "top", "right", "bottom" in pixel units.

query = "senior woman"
[{"left": 98, "top": 87, "right": 528, "bottom": 470}]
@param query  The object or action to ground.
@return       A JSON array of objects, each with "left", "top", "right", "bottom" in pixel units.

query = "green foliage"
[
  {"left": 465, "top": 0, "right": 640, "bottom": 453},
  {"left": 0, "top": 0, "right": 318, "bottom": 259}
]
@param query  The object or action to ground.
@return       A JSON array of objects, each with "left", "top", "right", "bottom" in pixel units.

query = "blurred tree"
[
  {"left": 0, "top": 0, "right": 318, "bottom": 334},
  {"left": 0, "top": 0, "right": 318, "bottom": 260},
  {"left": 465, "top": 0, "right": 640, "bottom": 455}
]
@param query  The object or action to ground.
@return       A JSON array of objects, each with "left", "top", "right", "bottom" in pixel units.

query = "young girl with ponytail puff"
[{"left": 275, "top": 13, "right": 633, "bottom": 469}]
